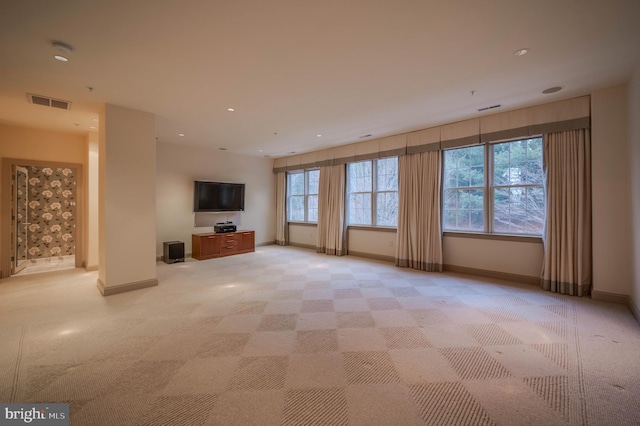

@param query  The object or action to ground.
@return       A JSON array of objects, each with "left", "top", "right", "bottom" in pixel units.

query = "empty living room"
[{"left": 1, "top": 1, "right": 640, "bottom": 425}]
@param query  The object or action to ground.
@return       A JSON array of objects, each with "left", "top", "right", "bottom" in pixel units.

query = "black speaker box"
[{"left": 163, "top": 241, "right": 185, "bottom": 264}]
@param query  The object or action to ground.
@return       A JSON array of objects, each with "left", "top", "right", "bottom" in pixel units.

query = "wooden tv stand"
[{"left": 192, "top": 230, "right": 255, "bottom": 260}]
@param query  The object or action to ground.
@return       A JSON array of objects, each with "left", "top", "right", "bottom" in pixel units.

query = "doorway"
[
  {"left": 1, "top": 158, "right": 84, "bottom": 278},
  {"left": 13, "top": 165, "right": 28, "bottom": 274}
]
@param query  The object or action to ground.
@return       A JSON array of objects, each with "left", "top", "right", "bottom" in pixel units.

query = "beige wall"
[
  {"left": 629, "top": 64, "right": 640, "bottom": 316},
  {"left": 0, "top": 124, "right": 86, "bottom": 162},
  {"left": 99, "top": 104, "right": 156, "bottom": 291},
  {"left": 0, "top": 124, "right": 88, "bottom": 277},
  {"left": 443, "top": 236, "right": 543, "bottom": 279},
  {"left": 349, "top": 228, "right": 395, "bottom": 260},
  {"left": 288, "top": 224, "right": 543, "bottom": 279},
  {"left": 591, "top": 85, "right": 633, "bottom": 297},
  {"left": 285, "top": 86, "right": 638, "bottom": 292},
  {"left": 288, "top": 223, "right": 316, "bottom": 248},
  {"left": 156, "top": 142, "right": 275, "bottom": 257},
  {"left": 86, "top": 133, "right": 99, "bottom": 270}
]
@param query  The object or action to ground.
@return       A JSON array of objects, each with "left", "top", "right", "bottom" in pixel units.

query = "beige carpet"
[{"left": 1, "top": 245, "right": 639, "bottom": 425}]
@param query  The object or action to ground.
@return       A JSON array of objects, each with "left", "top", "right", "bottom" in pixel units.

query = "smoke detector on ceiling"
[{"left": 52, "top": 41, "right": 73, "bottom": 62}]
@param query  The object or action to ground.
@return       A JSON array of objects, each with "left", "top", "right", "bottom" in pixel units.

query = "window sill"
[
  {"left": 347, "top": 225, "right": 397, "bottom": 233},
  {"left": 287, "top": 221, "right": 317, "bottom": 227},
  {"left": 442, "top": 231, "right": 543, "bottom": 244}
]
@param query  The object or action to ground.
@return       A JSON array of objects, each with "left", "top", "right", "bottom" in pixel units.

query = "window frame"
[
  {"left": 442, "top": 136, "right": 545, "bottom": 237},
  {"left": 286, "top": 169, "right": 319, "bottom": 223},
  {"left": 346, "top": 157, "right": 399, "bottom": 228}
]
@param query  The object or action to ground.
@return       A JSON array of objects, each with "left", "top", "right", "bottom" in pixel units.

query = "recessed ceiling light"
[
  {"left": 542, "top": 86, "right": 563, "bottom": 94},
  {"left": 89, "top": 126, "right": 96, "bottom": 129},
  {"left": 54, "top": 55, "right": 69, "bottom": 62},
  {"left": 227, "top": 107, "right": 235, "bottom": 112},
  {"left": 178, "top": 133, "right": 185, "bottom": 137},
  {"left": 288, "top": 151, "right": 296, "bottom": 154},
  {"left": 359, "top": 134, "right": 372, "bottom": 139},
  {"left": 316, "top": 134, "right": 322, "bottom": 137},
  {"left": 258, "top": 149, "right": 263, "bottom": 152},
  {"left": 513, "top": 48, "right": 529, "bottom": 56}
]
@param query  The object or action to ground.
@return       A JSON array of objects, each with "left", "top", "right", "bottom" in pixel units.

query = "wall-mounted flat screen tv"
[{"left": 193, "top": 181, "right": 245, "bottom": 212}]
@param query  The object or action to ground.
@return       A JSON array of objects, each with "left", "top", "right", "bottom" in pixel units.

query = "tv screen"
[{"left": 194, "top": 181, "right": 245, "bottom": 212}]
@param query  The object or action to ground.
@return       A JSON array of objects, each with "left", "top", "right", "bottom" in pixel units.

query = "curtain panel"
[
  {"left": 542, "top": 129, "right": 592, "bottom": 296},
  {"left": 316, "top": 164, "right": 347, "bottom": 256},
  {"left": 275, "top": 172, "right": 288, "bottom": 246},
  {"left": 395, "top": 151, "right": 443, "bottom": 272}
]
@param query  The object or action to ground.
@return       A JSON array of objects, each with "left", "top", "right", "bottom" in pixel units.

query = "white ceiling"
[{"left": 1, "top": 0, "right": 639, "bottom": 158}]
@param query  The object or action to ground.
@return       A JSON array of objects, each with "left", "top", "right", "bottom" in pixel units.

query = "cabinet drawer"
[
  {"left": 220, "top": 244, "right": 238, "bottom": 253},
  {"left": 192, "top": 230, "right": 254, "bottom": 260}
]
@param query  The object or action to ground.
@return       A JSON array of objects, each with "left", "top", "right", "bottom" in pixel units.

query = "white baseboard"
[
  {"left": 97, "top": 277, "right": 158, "bottom": 296},
  {"left": 591, "top": 290, "right": 630, "bottom": 305},
  {"left": 289, "top": 242, "right": 316, "bottom": 250},
  {"left": 348, "top": 251, "right": 394, "bottom": 263},
  {"left": 443, "top": 264, "right": 539, "bottom": 286},
  {"left": 630, "top": 296, "right": 640, "bottom": 323}
]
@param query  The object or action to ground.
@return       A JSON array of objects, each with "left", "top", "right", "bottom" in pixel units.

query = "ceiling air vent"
[
  {"left": 477, "top": 104, "right": 501, "bottom": 112},
  {"left": 27, "top": 93, "right": 72, "bottom": 110}
]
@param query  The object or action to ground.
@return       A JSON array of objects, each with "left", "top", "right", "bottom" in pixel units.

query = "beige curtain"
[
  {"left": 542, "top": 129, "right": 592, "bottom": 296},
  {"left": 316, "top": 164, "right": 347, "bottom": 256},
  {"left": 396, "top": 151, "right": 443, "bottom": 271},
  {"left": 275, "top": 172, "right": 288, "bottom": 246}
]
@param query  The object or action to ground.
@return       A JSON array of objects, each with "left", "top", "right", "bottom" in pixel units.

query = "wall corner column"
[{"left": 98, "top": 104, "right": 158, "bottom": 295}]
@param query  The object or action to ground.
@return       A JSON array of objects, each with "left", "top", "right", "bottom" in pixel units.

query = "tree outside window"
[
  {"left": 347, "top": 157, "right": 398, "bottom": 227},
  {"left": 287, "top": 169, "right": 319, "bottom": 222},
  {"left": 443, "top": 137, "right": 544, "bottom": 235}
]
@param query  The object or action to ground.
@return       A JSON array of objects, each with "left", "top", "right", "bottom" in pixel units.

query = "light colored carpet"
[{"left": 0, "top": 245, "right": 639, "bottom": 425}]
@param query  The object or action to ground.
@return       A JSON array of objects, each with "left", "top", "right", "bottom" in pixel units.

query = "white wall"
[
  {"left": 443, "top": 236, "right": 543, "bottom": 279},
  {"left": 86, "top": 133, "right": 99, "bottom": 270},
  {"left": 629, "top": 64, "right": 640, "bottom": 315},
  {"left": 288, "top": 224, "right": 397, "bottom": 261},
  {"left": 348, "top": 228, "right": 395, "bottom": 260},
  {"left": 156, "top": 142, "right": 275, "bottom": 256},
  {"left": 591, "top": 85, "right": 633, "bottom": 296},
  {"left": 99, "top": 104, "right": 156, "bottom": 290},
  {"left": 288, "top": 223, "right": 316, "bottom": 248}
]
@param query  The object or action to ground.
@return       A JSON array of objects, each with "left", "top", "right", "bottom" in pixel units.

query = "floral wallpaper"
[{"left": 17, "top": 166, "right": 76, "bottom": 259}]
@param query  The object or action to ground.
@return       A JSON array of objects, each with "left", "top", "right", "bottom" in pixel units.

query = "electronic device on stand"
[{"left": 214, "top": 221, "right": 237, "bottom": 233}]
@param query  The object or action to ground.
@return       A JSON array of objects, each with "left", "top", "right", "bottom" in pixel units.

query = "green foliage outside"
[{"left": 444, "top": 138, "right": 544, "bottom": 235}]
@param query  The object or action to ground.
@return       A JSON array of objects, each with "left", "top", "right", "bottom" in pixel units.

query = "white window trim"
[
  {"left": 443, "top": 136, "right": 544, "bottom": 237},
  {"left": 287, "top": 169, "right": 319, "bottom": 223},
  {"left": 347, "top": 157, "right": 398, "bottom": 228}
]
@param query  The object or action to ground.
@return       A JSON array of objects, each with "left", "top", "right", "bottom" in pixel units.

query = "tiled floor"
[{"left": 14, "top": 255, "right": 75, "bottom": 276}]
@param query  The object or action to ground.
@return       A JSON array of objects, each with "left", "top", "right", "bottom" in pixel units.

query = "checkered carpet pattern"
[{"left": 1, "top": 246, "right": 639, "bottom": 425}]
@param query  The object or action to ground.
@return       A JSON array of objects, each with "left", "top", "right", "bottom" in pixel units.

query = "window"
[
  {"left": 443, "top": 137, "right": 544, "bottom": 235},
  {"left": 347, "top": 157, "right": 398, "bottom": 227},
  {"left": 443, "top": 145, "right": 485, "bottom": 231},
  {"left": 287, "top": 169, "right": 319, "bottom": 222}
]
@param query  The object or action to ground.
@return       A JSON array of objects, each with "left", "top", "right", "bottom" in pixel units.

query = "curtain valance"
[{"left": 273, "top": 95, "right": 590, "bottom": 173}]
